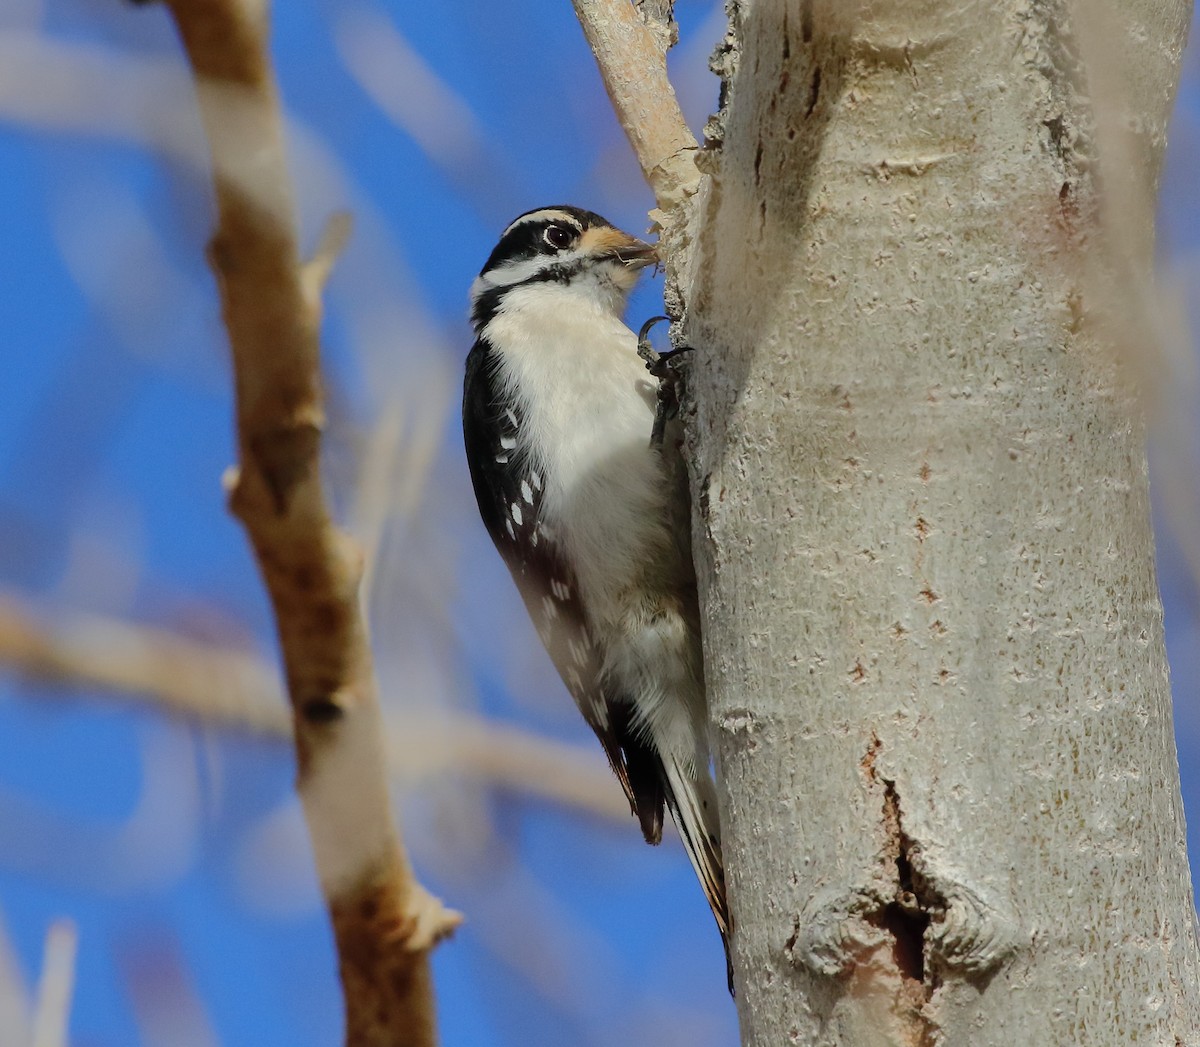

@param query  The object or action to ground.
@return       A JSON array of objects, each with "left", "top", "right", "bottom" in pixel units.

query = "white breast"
[{"left": 487, "top": 281, "right": 672, "bottom": 627}]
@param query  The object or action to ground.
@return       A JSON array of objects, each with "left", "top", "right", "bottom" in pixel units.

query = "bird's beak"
[
  {"left": 619, "top": 237, "right": 657, "bottom": 267},
  {"left": 585, "top": 227, "right": 659, "bottom": 269},
  {"left": 613, "top": 235, "right": 659, "bottom": 269}
]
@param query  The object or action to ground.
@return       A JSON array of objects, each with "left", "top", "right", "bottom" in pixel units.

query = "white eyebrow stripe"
[{"left": 501, "top": 209, "right": 584, "bottom": 238}]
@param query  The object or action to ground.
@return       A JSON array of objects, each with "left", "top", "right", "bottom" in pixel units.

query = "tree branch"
[
  {"left": 0, "top": 909, "right": 30, "bottom": 1047},
  {"left": 144, "top": 1, "right": 456, "bottom": 1042},
  {"left": 570, "top": 0, "right": 699, "bottom": 215},
  {"left": 0, "top": 593, "right": 632, "bottom": 824},
  {"left": 0, "top": 595, "right": 289, "bottom": 734},
  {"left": 31, "top": 921, "right": 76, "bottom": 1047}
]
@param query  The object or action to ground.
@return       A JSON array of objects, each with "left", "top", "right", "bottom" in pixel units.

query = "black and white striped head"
[{"left": 470, "top": 206, "right": 657, "bottom": 331}]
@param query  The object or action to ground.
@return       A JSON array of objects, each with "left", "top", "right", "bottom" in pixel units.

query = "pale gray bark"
[{"left": 677, "top": 1, "right": 1200, "bottom": 1044}]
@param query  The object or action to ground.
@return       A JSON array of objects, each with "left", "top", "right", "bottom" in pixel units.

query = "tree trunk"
[{"left": 680, "top": 1, "right": 1200, "bottom": 1043}]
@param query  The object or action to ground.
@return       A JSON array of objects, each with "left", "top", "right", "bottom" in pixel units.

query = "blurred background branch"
[
  {"left": 0, "top": 592, "right": 629, "bottom": 822},
  {"left": 0, "top": 910, "right": 77, "bottom": 1047},
  {"left": 30, "top": 920, "right": 75, "bottom": 1047}
]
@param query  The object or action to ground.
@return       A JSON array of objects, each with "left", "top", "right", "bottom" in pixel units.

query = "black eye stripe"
[
  {"left": 479, "top": 206, "right": 611, "bottom": 279},
  {"left": 482, "top": 222, "right": 577, "bottom": 273}
]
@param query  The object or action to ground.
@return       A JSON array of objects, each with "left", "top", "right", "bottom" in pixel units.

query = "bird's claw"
[
  {"left": 637, "top": 315, "right": 670, "bottom": 372},
  {"left": 637, "top": 316, "right": 693, "bottom": 447},
  {"left": 638, "top": 316, "right": 694, "bottom": 377}
]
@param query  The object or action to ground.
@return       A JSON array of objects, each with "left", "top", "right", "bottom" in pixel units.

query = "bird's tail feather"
[{"left": 662, "top": 757, "right": 733, "bottom": 989}]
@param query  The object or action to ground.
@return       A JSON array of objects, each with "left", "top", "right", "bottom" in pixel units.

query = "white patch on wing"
[
  {"left": 521, "top": 480, "right": 533, "bottom": 504},
  {"left": 510, "top": 503, "right": 523, "bottom": 526},
  {"left": 567, "top": 637, "right": 588, "bottom": 666}
]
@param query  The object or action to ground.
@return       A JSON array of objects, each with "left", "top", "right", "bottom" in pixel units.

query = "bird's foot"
[
  {"left": 637, "top": 316, "right": 693, "bottom": 447},
  {"left": 637, "top": 315, "right": 693, "bottom": 376}
]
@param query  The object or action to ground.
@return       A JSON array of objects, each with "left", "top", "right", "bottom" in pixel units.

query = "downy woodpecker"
[{"left": 463, "top": 206, "right": 730, "bottom": 977}]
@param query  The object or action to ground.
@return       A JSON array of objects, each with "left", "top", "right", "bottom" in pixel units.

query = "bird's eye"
[{"left": 543, "top": 225, "right": 574, "bottom": 251}]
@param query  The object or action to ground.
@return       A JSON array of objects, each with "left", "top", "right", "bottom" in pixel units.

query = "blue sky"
[{"left": 0, "top": 2, "right": 1197, "bottom": 1045}]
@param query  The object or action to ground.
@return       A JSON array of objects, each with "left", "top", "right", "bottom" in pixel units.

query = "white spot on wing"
[
  {"left": 542, "top": 596, "right": 558, "bottom": 619},
  {"left": 521, "top": 480, "right": 533, "bottom": 504},
  {"left": 568, "top": 638, "right": 588, "bottom": 666},
  {"left": 505, "top": 518, "right": 515, "bottom": 538},
  {"left": 590, "top": 698, "right": 609, "bottom": 728},
  {"left": 511, "top": 503, "right": 523, "bottom": 526},
  {"left": 530, "top": 471, "right": 542, "bottom": 491},
  {"left": 500, "top": 435, "right": 516, "bottom": 449}
]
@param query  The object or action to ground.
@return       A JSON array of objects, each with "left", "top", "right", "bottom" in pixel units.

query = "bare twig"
[
  {"left": 391, "top": 716, "right": 629, "bottom": 824},
  {"left": 31, "top": 921, "right": 77, "bottom": 1047},
  {"left": 570, "top": 0, "right": 700, "bottom": 214},
  {"left": 0, "top": 593, "right": 630, "bottom": 822},
  {"left": 119, "top": 930, "right": 223, "bottom": 1047},
  {"left": 300, "top": 210, "right": 354, "bottom": 325},
  {"left": 0, "top": 595, "right": 289, "bottom": 735},
  {"left": 352, "top": 393, "right": 447, "bottom": 618},
  {"left": 142, "top": 1, "right": 457, "bottom": 1042},
  {"left": 332, "top": 8, "right": 524, "bottom": 224},
  {"left": 0, "top": 908, "right": 32, "bottom": 1047},
  {"left": 0, "top": 915, "right": 80, "bottom": 1047},
  {"left": 0, "top": 31, "right": 204, "bottom": 162}
]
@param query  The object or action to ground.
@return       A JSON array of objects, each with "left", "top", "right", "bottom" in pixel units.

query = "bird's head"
[{"left": 470, "top": 206, "right": 657, "bottom": 331}]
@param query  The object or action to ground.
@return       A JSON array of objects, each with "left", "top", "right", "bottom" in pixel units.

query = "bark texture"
[{"left": 680, "top": 0, "right": 1200, "bottom": 1043}]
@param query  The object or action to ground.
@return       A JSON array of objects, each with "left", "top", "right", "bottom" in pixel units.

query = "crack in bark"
[
  {"left": 873, "top": 779, "right": 938, "bottom": 1006},
  {"left": 863, "top": 737, "right": 941, "bottom": 1046}
]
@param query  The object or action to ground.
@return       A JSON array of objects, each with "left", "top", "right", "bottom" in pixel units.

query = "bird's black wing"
[{"left": 463, "top": 338, "right": 665, "bottom": 842}]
